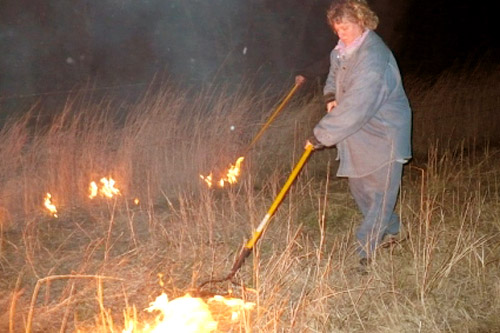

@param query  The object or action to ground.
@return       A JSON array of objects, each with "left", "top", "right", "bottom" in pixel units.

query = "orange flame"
[
  {"left": 199, "top": 173, "right": 213, "bottom": 188},
  {"left": 89, "top": 181, "right": 98, "bottom": 198},
  {"left": 143, "top": 293, "right": 217, "bottom": 332},
  {"left": 89, "top": 177, "right": 121, "bottom": 199},
  {"left": 43, "top": 192, "right": 58, "bottom": 218},
  {"left": 118, "top": 293, "right": 254, "bottom": 333},
  {"left": 200, "top": 156, "right": 245, "bottom": 188}
]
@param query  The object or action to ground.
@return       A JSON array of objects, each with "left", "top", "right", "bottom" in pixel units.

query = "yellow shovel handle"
[
  {"left": 244, "top": 82, "right": 302, "bottom": 155},
  {"left": 245, "top": 143, "right": 314, "bottom": 249},
  {"left": 228, "top": 143, "right": 314, "bottom": 277}
]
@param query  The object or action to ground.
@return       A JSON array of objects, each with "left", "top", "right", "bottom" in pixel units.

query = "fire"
[
  {"left": 118, "top": 293, "right": 255, "bottom": 333},
  {"left": 200, "top": 156, "right": 245, "bottom": 188},
  {"left": 89, "top": 181, "right": 98, "bottom": 198},
  {"left": 208, "top": 295, "right": 255, "bottom": 322},
  {"left": 141, "top": 293, "right": 216, "bottom": 333},
  {"left": 89, "top": 177, "right": 121, "bottom": 199},
  {"left": 43, "top": 192, "right": 58, "bottom": 218},
  {"left": 200, "top": 173, "right": 213, "bottom": 188}
]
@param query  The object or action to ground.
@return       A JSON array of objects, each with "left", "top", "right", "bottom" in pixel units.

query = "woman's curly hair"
[{"left": 327, "top": 0, "right": 379, "bottom": 31}]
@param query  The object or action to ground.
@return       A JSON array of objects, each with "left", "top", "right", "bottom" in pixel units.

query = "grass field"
[{"left": 0, "top": 64, "right": 499, "bottom": 332}]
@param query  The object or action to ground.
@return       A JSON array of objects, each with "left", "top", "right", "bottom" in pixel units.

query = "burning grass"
[{"left": 0, "top": 68, "right": 499, "bottom": 332}]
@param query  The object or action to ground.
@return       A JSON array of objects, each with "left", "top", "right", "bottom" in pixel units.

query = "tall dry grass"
[
  {"left": 406, "top": 63, "right": 500, "bottom": 156},
  {"left": 0, "top": 67, "right": 499, "bottom": 332}
]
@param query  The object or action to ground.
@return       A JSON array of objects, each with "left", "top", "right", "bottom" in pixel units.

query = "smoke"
[
  {"left": 0, "top": 1, "right": 93, "bottom": 95},
  {"left": 0, "top": 0, "right": 416, "bottom": 97},
  {"left": 0, "top": 0, "right": 261, "bottom": 95},
  {"left": 148, "top": 0, "right": 251, "bottom": 83}
]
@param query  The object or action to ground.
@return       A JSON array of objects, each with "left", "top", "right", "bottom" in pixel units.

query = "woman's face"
[{"left": 333, "top": 19, "right": 364, "bottom": 46}]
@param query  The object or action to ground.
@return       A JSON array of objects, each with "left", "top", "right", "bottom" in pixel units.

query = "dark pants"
[{"left": 348, "top": 162, "right": 403, "bottom": 259}]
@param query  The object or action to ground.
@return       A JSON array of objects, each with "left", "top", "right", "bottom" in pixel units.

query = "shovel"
[{"left": 198, "top": 143, "right": 314, "bottom": 289}]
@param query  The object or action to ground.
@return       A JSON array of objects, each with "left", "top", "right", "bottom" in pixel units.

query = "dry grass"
[
  {"left": 0, "top": 68, "right": 499, "bottom": 332},
  {"left": 406, "top": 63, "right": 500, "bottom": 156}
]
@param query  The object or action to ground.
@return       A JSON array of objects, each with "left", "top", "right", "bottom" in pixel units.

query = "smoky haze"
[
  {"left": 0, "top": 0, "right": 418, "bottom": 99},
  {"left": 3, "top": 0, "right": 498, "bottom": 99}
]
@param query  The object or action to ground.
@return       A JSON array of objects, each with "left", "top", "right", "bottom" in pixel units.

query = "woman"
[{"left": 307, "top": 0, "right": 412, "bottom": 270}]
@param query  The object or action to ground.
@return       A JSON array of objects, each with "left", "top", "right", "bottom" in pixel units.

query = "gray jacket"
[{"left": 314, "top": 30, "right": 412, "bottom": 177}]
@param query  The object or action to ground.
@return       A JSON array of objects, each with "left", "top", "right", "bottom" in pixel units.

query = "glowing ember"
[
  {"left": 43, "top": 192, "right": 58, "bottom": 218},
  {"left": 89, "top": 177, "right": 121, "bottom": 199},
  {"left": 200, "top": 156, "right": 245, "bottom": 188},
  {"left": 117, "top": 293, "right": 255, "bottom": 333}
]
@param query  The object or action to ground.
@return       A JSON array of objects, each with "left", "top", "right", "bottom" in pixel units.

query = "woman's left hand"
[{"left": 327, "top": 100, "right": 337, "bottom": 113}]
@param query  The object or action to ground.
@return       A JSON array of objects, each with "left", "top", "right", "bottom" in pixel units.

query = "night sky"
[{"left": 0, "top": 0, "right": 498, "bottom": 99}]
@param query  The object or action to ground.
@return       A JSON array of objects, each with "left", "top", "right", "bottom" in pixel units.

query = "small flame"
[
  {"left": 43, "top": 192, "right": 58, "bottom": 218},
  {"left": 89, "top": 181, "right": 98, "bottom": 199},
  {"left": 89, "top": 177, "right": 121, "bottom": 199},
  {"left": 99, "top": 177, "right": 120, "bottom": 198},
  {"left": 224, "top": 156, "right": 245, "bottom": 186},
  {"left": 200, "top": 156, "right": 245, "bottom": 188},
  {"left": 134, "top": 198, "right": 140, "bottom": 205},
  {"left": 200, "top": 173, "right": 213, "bottom": 188},
  {"left": 157, "top": 273, "right": 164, "bottom": 288}
]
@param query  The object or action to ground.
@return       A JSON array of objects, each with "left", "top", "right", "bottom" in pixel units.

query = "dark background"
[{"left": 0, "top": 0, "right": 498, "bottom": 100}]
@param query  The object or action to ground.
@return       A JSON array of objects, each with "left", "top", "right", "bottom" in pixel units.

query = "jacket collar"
[{"left": 335, "top": 29, "right": 370, "bottom": 58}]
